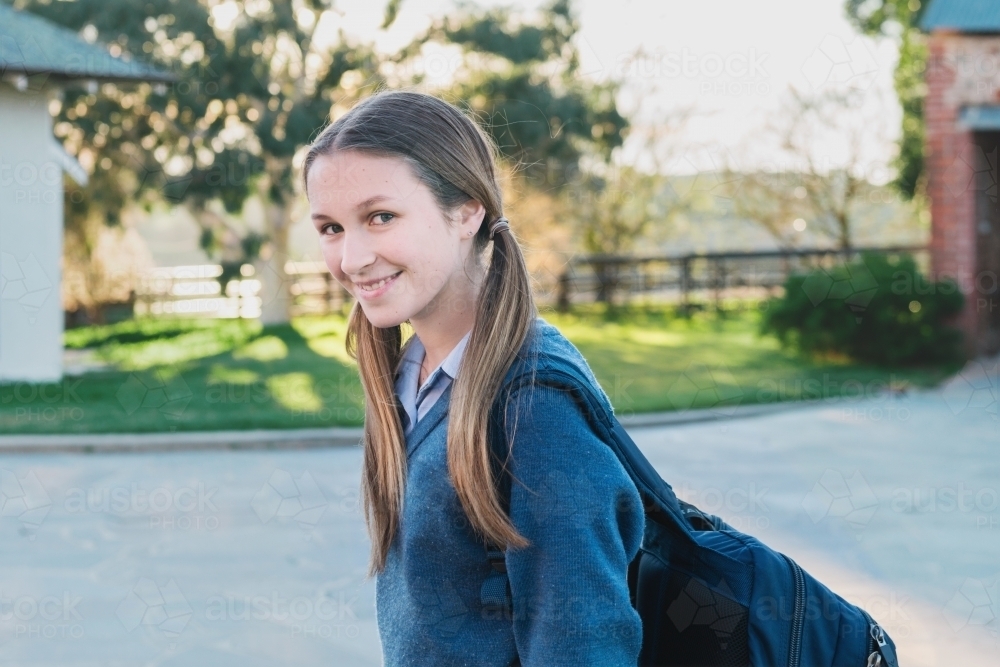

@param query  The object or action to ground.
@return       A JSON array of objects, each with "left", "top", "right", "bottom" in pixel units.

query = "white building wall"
[{"left": 0, "top": 82, "right": 63, "bottom": 382}]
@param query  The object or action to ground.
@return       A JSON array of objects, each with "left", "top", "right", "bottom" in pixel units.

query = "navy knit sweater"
[{"left": 375, "top": 317, "right": 645, "bottom": 666}]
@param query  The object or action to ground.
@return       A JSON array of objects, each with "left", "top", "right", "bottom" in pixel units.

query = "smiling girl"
[{"left": 303, "top": 89, "right": 644, "bottom": 666}]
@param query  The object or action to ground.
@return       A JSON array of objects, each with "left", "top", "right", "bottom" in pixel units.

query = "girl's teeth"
[{"left": 363, "top": 273, "right": 396, "bottom": 291}]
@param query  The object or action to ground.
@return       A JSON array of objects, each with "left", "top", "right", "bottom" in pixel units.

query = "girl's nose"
[{"left": 339, "top": 230, "right": 378, "bottom": 278}]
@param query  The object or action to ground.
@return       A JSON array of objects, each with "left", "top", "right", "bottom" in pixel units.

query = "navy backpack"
[{"left": 482, "top": 362, "right": 900, "bottom": 667}]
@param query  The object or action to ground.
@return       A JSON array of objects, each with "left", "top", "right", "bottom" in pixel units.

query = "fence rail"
[
  {"left": 556, "top": 245, "right": 930, "bottom": 310},
  {"left": 133, "top": 261, "right": 351, "bottom": 319},
  {"left": 127, "top": 246, "right": 930, "bottom": 319}
]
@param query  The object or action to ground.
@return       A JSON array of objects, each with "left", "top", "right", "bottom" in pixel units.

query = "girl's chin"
[{"left": 361, "top": 307, "right": 409, "bottom": 329}]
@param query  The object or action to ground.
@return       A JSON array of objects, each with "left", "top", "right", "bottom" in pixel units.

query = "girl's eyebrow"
[{"left": 353, "top": 195, "right": 394, "bottom": 211}]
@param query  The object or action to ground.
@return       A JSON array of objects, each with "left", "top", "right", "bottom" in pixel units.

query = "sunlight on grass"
[
  {"left": 292, "top": 316, "right": 356, "bottom": 365},
  {"left": 96, "top": 321, "right": 259, "bottom": 370},
  {"left": 64, "top": 317, "right": 222, "bottom": 349},
  {"left": 306, "top": 336, "right": 356, "bottom": 365},
  {"left": 266, "top": 372, "right": 323, "bottom": 412},
  {"left": 624, "top": 329, "right": 687, "bottom": 347},
  {"left": 0, "top": 307, "right": 955, "bottom": 434},
  {"left": 233, "top": 335, "right": 289, "bottom": 362},
  {"left": 207, "top": 365, "right": 260, "bottom": 384},
  {"left": 542, "top": 320, "right": 610, "bottom": 343},
  {"left": 292, "top": 316, "right": 350, "bottom": 340}
]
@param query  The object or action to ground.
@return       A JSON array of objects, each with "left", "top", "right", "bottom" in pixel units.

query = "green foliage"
[
  {"left": 18, "top": 0, "right": 626, "bottom": 268},
  {"left": 762, "top": 252, "right": 965, "bottom": 366},
  {"left": 381, "top": 0, "right": 402, "bottom": 30},
  {"left": 844, "top": 0, "right": 927, "bottom": 199},
  {"left": 17, "top": 0, "right": 382, "bottom": 266},
  {"left": 893, "top": 31, "right": 927, "bottom": 199},
  {"left": 400, "top": 0, "right": 628, "bottom": 190}
]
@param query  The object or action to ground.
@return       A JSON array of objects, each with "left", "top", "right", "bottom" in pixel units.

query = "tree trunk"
[
  {"left": 258, "top": 198, "right": 293, "bottom": 325},
  {"left": 257, "top": 156, "right": 296, "bottom": 325},
  {"left": 837, "top": 212, "right": 852, "bottom": 255}
]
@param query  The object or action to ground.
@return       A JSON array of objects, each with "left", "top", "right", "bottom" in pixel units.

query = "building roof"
[
  {"left": 0, "top": 4, "right": 174, "bottom": 83},
  {"left": 920, "top": 0, "right": 1000, "bottom": 33}
]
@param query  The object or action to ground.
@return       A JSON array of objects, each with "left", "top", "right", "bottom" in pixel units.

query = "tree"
[
  {"left": 390, "top": 0, "right": 628, "bottom": 193},
  {"left": 18, "top": 0, "right": 382, "bottom": 323},
  {"left": 383, "top": 0, "right": 637, "bottom": 305},
  {"left": 566, "top": 167, "right": 686, "bottom": 305},
  {"left": 845, "top": 0, "right": 927, "bottom": 199},
  {"left": 21, "top": 0, "right": 630, "bottom": 321},
  {"left": 62, "top": 212, "right": 155, "bottom": 324},
  {"left": 567, "top": 109, "right": 692, "bottom": 255},
  {"left": 726, "top": 88, "right": 889, "bottom": 251},
  {"left": 564, "top": 115, "right": 694, "bottom": 303},
  {"left": 724, "top": 169, "right": 813, "bottom": 250}
]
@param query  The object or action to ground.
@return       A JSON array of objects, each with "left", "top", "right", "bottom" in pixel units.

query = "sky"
[{"left": 316, "top": 0, "right": 903, "bottom": 179}]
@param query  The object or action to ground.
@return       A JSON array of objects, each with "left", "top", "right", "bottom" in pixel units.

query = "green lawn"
[{"left": 0, "top": 304, "right": 959, "bottom": 434}]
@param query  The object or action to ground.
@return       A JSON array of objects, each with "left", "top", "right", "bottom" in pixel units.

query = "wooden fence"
[
  {"left": 130, "top": 246, "right": 930, "bottom": 318},
  {"left": 133, "top": 261, "right": 351, "bottom": 319},
  {"left": 555, "top": 246, "right": 930, "bottom": 310}
]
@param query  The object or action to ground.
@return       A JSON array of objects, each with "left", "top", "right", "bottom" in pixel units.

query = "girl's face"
[{"left": 307, "top": 150, "right": 486, "bottom": 329}]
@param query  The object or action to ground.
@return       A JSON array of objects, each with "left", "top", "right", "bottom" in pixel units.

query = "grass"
[
  {"left": 543, "top": 302, "right": 959, "bottom": 415},
  {"left": 4, "top": 317, "right": 364, "bottom": 435},
  {"left": 0, "top": 303, "right": 960, "bottom": 434}
]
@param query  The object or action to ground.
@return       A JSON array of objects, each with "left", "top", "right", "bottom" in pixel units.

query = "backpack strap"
[
  {"left": 481, "top": 544, "right": 513, "bottom": 615},
  {"left": 478, "top": 362, "right": 699, "bottom": 615},
  {"left": 522, "top": 364, "right": 697, "bottom": 540}
]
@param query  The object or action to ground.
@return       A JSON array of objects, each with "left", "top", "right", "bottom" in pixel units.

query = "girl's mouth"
[{"left": 356, "top": 271, "right": 402, "bottom": 298}]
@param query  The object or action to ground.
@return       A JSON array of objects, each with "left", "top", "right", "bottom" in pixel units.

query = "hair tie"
[{"left": 488, "top": 217, "right": 510, "bottom": 240}]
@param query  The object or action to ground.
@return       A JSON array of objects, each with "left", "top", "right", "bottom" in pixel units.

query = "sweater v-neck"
[{"left": 404, "top": 381, "right": 453, "bottom": 459}]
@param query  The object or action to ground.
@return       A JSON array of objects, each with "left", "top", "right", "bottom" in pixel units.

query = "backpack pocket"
[{"left": 631, "top": 519, "right": 755, "bottom": 666}]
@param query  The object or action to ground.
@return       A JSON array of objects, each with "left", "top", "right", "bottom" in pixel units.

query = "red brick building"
[{"left": 922, "top": 1, "right": 1000, "bottom": 357}]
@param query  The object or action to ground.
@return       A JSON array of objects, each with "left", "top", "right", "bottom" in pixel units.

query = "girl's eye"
[
  {"left": 321, "top": 223, "right": 342, "bottom": 235},
  {"left": 372, "top": 212, "right": 395, "bottom": 225}
]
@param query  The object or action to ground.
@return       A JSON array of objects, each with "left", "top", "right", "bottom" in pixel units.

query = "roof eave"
[
  {"left": 922, "top": 26, "right": 1000, "bottom": 35},
  {"left": 43, "top": 68, "right": 172, "bottom": 84},
  {"left": 0, "top": 66, "right": 178, "bottom": 85}
]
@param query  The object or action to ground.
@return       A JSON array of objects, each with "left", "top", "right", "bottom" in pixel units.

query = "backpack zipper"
[
  {"left": 781, "top": 554, "right": 806, "bottom": 667},
  {"left": 861, "top": 609, "right": 898, "bottom": 667},
  {"left": 865, "top": 618, "right": 879, "bottom": 667}
]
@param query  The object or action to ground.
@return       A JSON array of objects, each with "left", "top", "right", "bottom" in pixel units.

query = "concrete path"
[
  {"left": 0, "top": 401, "right": 803, "bottom": 453},
  {"left": 0, "top": 360, "right": 996, "bottom": 665}
]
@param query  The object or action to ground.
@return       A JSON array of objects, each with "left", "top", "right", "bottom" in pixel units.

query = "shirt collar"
[
  {"left": 439, "top": 328, "right": 472, "bottom": 380},
  {"left": 400, "top": 329, "right": 472, "bottom": 379},
  {"left": 395, "top": 327, "right": 472, "bottom": 412}
]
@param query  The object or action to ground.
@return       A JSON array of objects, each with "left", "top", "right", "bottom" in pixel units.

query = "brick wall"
[{"left": 926, "top": 33, "right": 981, "bottom": 356}]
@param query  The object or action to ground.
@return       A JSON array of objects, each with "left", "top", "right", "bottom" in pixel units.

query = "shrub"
[{"left": 761, "top": 252, "right": 965, "bottom": 366}]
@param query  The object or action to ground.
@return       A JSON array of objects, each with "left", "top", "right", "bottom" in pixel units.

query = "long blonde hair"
[{"left": 303, "top": 89, "right": 538, "bottom": 576}]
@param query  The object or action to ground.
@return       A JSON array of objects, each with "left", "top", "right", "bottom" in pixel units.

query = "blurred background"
[{"left": 0, "top": 0, "right": 997, "bottom": 664}]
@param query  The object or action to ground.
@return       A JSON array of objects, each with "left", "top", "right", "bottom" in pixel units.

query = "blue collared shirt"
[{"left": 394, "top": 328, "right": 472, "bottom": 435}]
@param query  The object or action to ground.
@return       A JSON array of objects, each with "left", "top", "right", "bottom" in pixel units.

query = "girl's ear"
[{"left": 454, "top": 199, "right": 487, "bottom": 237}]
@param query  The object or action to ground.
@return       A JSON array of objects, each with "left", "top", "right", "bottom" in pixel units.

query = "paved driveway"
[{"left": 1, "top": 362, "right": 997, "bottom": 665}]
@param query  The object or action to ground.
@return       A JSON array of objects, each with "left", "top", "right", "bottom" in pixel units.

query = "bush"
[{"left": 762, "top": 252, "right": 965, "bottom": 366}]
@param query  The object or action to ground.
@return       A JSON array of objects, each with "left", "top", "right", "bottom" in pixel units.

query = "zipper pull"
[{"left": 869, "top": 623, "right": 898, "bottom": 667}]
